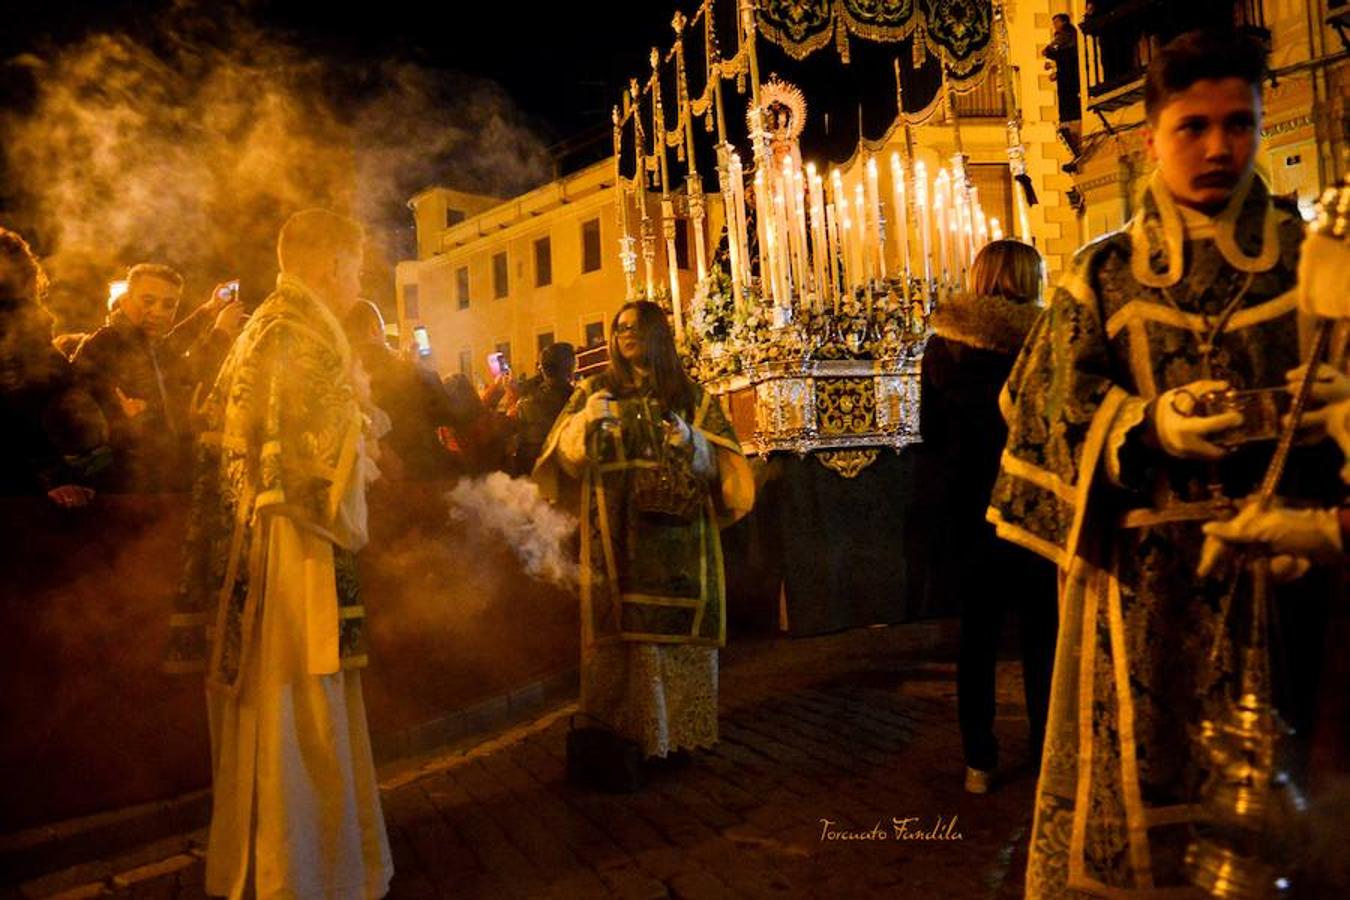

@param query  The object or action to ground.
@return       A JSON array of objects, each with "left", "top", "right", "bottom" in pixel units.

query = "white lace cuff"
[
  {"left": 555, "top": 411, "right": 589, "bottom": 478},
  {"left": 1105, "top": 395, "right": 1150, "bottom": 488}
]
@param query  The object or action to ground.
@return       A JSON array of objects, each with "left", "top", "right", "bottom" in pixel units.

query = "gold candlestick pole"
[
  {"left": 649, "top": 48, "right": 684, "bottom": 337},
  {"left": 613, "top": 104, "right": 637, "bottom": 298},
  {"left": 631, "top": 80, "right": 656, "bottom": 298},
  {"left": 673, "top": 12, "right": 708, "bottom": 283}
]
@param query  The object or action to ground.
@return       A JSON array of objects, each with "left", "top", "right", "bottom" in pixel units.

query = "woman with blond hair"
[{"left": 919, "top": 239, "right": 1057, "bottom": 793}]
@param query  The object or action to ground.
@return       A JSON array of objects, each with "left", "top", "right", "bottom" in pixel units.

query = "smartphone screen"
[
  {"left": 217, "top": 280, "right": 240, "bottom": 302},
  {"left": 487, "top": 351, "right": 508, "bottom": 377},
  {"left": 413, "top": 325, "right": 433, "bottom": 358}
]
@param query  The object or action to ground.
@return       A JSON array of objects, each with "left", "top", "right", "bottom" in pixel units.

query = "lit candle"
[
  {"left": 778, "top": 156, "right": 795, "bottom": 299},
  {"left": 772, "top": 180, "right": 792, "bottom": 309},
  {"left": 890, "top": 152, "right": 910, "bottom": 285},
  {"left": 962, "top": 217, "right": 974, "bottom": 287},
  {"left": 724, "top": 153, "right": 745, "bottom": 307},
  {"left": 754, "top": 169, "right": 776, "bottom": 306},
  {"left": 796, "top": 168, "right": 811, "bottom": 298},
  {"left": 787, "top": 158, "right": 809, "bottom": 303},
  {"left": 838, "top": 192, "right": 854, "bottom": 291},
  {"left": 825, "top": 200, "right": 840, "bottom": 312},
  {"left": 830, "top": 168, "right": 846, "bottom": 288},
  {"left": 934, "top": 168, "right": 950, "bottom": 289},
  {"left": 951, "top": 176, "right": 970, "bottom": 274},
  {"left": 866, "top": 156, "right": 885, "bottom": 280},
  {"left": 853, "top": 181, "right": 867, "bottom": 287},
  {"left": 807, "top": 164, "right": 828, "bottom": 310},
  {"left": 968, "top": 185, "right": 984, "bottom": 264},
  {"left": 914, "top": 159, "right": 932, "bottom": 303},
  {"left": 952, "top": 186, "right": 967, "bottom": 284}
]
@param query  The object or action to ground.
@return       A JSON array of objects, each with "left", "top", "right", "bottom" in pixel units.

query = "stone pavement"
[{"left": 28, "top": 622, "right": 1044, "bottom": 900}]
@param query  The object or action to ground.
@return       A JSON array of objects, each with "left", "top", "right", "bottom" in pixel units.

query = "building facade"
[
  {"left": 395, "top": 164, "right": 704, "bottom": 386},
  {"left": 395, "top": 1, "right": 1344, "bottom": 384},
  {"left": 1067, "top": 0, "right": 1349, "bottom": 239}
]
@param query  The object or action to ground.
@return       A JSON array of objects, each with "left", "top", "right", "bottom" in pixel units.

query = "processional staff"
[
  {"left": 942, "top": 61, "right": 974, "bottom": 287},
  {"left": 613, "top": 104, "right": 638, "bottom": 299},
  {"left": 992, "top": 0, "right": 1035, "bottom": 243},
  {"left": 703, "top": 0, "right": 746, "bottom": 310},
  {"left": 649, "top": 48, "right": 685, "bottom": 339},
  {"left": 673, "top": 11, "right": 709, "bottom": 284},
  {"left": 631, "top": 79, "right": 657, "bottom": 298},
  {"left": 893, "top": 57, "right": 919, "bottom": 307}
]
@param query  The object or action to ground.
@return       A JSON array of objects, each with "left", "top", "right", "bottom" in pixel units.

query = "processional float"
[{"left": 609, "top": 0, "right": 1027, "bottom": 477}]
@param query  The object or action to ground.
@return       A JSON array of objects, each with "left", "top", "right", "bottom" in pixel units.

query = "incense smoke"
[
  {"left": 448, "top": 473, "right": 579, "bottom": 589},
  {"left": 0, "top": 2, "right": 550, "bottom": 330}
]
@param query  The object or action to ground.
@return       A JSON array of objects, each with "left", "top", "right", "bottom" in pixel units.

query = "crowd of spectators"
[{"left": 0, "top": 223, "right": 580, "bottom": 510}]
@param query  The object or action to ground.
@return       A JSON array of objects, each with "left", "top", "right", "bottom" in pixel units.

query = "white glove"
[
  {"left": 1151, "top": 380, "right": 1244, "bottom": 460},
  {"left": 584, "top": 392, "right": 616, "bottom": 423},
  {"left": 1296, "top": 230, "right": 1350, "bottom": 319},
  {"left": 663, "top": 412, "right": 693, "bottom": 448},
  {"left": 1202, "top": 502, "right": 1343, "bottom": 563},
  {"left": 1287, "top": 363, "right": 1350, "bottom": 406}
]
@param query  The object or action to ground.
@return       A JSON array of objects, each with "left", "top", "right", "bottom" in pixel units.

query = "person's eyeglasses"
[{"left": 614, "top": 323, "right": 642, "bottom": 336}]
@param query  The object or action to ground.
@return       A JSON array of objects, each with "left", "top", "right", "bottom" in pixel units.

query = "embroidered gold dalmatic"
[
  {"left": 168, "top": 276, "right": 366, "bottom": 690},
  {"left": 535, "top": 376, "right": 753, "bottom": 655},
  {"left": 989, "top": 173, "right": 1340, "bottom": 897},
  {"left": 536, "top": 375, "right": 752, "bottom": 756}
]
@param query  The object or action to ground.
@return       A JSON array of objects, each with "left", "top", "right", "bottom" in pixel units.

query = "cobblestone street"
[{"left": 28, "top": 622, "right": 1042, "bottom": 900}]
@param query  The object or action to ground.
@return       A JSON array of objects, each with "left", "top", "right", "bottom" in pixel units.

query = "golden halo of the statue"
[{"left": 748, "top": 76, "right": 807, "bottom": 143}]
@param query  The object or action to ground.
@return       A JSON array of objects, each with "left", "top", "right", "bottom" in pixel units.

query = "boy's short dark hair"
[
  {"left": 540, "top": 341, "right": 576, "bottom": 381},
  {"left": 1144, "top": 30, "right": 1267, "bottom": 122}
]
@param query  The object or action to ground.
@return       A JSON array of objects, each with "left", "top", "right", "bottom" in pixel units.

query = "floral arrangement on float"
[{"left": 682, "top": 265, "right": 930, "bottom": 384}]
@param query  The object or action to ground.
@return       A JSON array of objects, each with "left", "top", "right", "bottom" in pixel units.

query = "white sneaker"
[{"left": 964, "top": 767, "right": 993, "bottom": 794}]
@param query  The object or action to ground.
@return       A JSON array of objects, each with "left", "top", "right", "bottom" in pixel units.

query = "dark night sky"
[
  {"left": 0, "top": 0, "right": 909, "bottom": 326},
  {"left": 3, "top": 0, "right": 908, "bottom": 167},
  {"left": 2, "top": 0, "right": 679, "bottom": 149}
]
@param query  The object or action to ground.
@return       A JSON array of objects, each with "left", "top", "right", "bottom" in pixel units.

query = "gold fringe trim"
[
  {"left": 756, "top": 3, "right": 992, "bottom": 75},
  {"left": 1104, "top": 395, "right": 1149, "bottom": 487},
  {"left": 1069, "top": 563, "right": 1101, "bottom": 889},
  {"left": 1107, "top": 571, "right": 1155, "bottom": 886}
]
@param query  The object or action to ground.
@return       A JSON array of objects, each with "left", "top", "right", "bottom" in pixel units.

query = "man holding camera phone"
[
  {"left": 987, "top": 31, "right": 1344, "bottom": 897},
  {"left": 74, "top": 265, "right": 247, "bottom": 491}
]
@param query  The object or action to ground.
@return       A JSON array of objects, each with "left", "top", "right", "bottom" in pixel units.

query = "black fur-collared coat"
[{"left": 916, "top": 292, "right": 1042, "bottom": 609}]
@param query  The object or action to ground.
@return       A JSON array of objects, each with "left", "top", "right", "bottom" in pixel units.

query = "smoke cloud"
[
  {"left": 448, "top": 472, "right": 579, "bottom": 589},
  {"left": 0, "top": 1, "right": 551, "bottom": 331}
]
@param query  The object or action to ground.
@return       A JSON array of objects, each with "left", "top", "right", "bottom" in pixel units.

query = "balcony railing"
[{"left": 952, "top": 72, "right": 1008, "bottom": 119}]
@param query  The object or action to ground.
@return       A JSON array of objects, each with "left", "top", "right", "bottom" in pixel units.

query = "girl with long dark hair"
[{"left": 535, "top": 300, "right": 754, "bottom": 769}]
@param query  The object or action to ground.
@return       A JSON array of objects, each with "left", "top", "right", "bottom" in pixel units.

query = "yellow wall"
[{"left": 396, "top": 162, "right": 704, "bottom": 386}]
